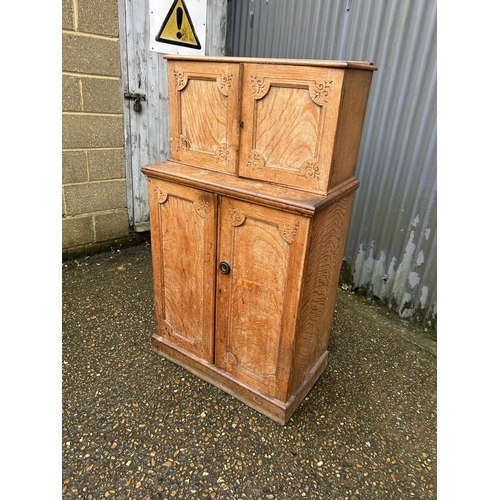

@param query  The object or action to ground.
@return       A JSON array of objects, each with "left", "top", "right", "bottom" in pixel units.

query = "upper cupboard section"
[{"left": 165, "top": 56, "right": 376, "bottom": 194}]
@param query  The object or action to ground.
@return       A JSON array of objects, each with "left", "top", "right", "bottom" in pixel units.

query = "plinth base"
[{"left": 151, "top": 333, "right": 328, "bottom": 425}]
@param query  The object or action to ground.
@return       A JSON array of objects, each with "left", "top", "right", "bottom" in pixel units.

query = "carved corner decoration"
[
  {"left": 195, "top": 200, "right": 209, "bottom": 218},
  {"left": 310, "top": 80, "right": 333, "bottom": 105},
  {"left": 215, "top": 144, "right": 231, "bottom": 164},
  {"left": 250, "top": 75, "right": 270, "bottom": 99},
  {"left": 228, "top": 206, "right": 245, "bottom": 226},
  {"left": 199, "top": 343, "right": 208, "bottom": 355},
  {"left": 154, "top": 185, "right": 168, "bottom": 204},
  {"left": 173, "top": 69, "right": 187, "bottom": 90},
  {"left": 280, "top": 223, "right": 299, "bottom": 244},
  {"left": 217, "top": 74, "right": 233, "bottom": 96},
  {"left": 220, "top": 350, "right": 237, "bottom": 368},
  {"left": 300, "top": 159, "right": 321, "bottom": 180},
  {"left": 245, "top": 150, "right": 264, "bottom": 170},
  {"left": 175, "top": 135, "right": 189, "bottom": 152},
  {"left": 262, "top": 375, "right": 277, "bottom": 389}
]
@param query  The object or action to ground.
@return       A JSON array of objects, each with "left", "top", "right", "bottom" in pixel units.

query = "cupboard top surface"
[
  {"left": 164, "top": 55, "right": 377, "bottom": 72},
  {"left": 141, "top": 160, "right": 359, "bottom": 217}
]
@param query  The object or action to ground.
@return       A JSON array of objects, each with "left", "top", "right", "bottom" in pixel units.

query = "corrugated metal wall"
[{"left": 229, "top": 0, "right": 437, "bottom": 328}]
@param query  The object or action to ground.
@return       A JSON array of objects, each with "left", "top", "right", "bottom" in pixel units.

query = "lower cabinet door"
[
  {"left": 148, "top": 179, "right": 217, "bottom": 362},
  {"left": 215, "top": 197, "right": 309, "bottom": 401}
]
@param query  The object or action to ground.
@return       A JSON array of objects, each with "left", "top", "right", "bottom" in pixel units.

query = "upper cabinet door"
[
  {"left": 238, "top": 63, "right": 344, "bottom": 194},
  {"left": 148, "top": 178, "right": 217, "bottom": 362},
  {"left": 167, "top": 60, "right": 241, "bottom": 174},
  {"left": 215, "top": 197, "right": 309, "bottom": 402}
]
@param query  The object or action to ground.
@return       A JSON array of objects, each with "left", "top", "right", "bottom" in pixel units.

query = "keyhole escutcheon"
[{"left": 219, "top": 261, "right": 231, "bottom": 274}]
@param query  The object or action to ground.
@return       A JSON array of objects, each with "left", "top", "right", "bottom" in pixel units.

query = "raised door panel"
[
  {"left": 239, "top": 64, "right": 344, "bottom": 194},
  {"left": 167, "top": 60, "right": 241, "bottom": 174},
  {"left": 215, "top": 197, "right": 309, "bottom": 401},
  {"left": 148, "top": 178, "right": 216, "bottom": 362}
]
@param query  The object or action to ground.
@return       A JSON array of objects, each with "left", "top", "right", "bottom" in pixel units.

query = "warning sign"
[
  {"left": 150, "top": 0, "right": 206, "bottom": 55},
  {"left": 156, "top": 0, "right": 201, "bottom": 49}
]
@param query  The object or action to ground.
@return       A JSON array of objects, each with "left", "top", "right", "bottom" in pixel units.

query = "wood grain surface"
[
  {"left": 289, "top": 192, "right": 356, "bottom": 397},
  {"left": 215, "top": 198, "right": 309, "bottom": 402},
  {"left": 167, "top": 60, "right": 241, "bottom": 174},
  {"left": 239, "top": 63, "right": 344, "bottom": 193},
  {"left": 148, "top": 178, "right": 216, "bottom": 362}
]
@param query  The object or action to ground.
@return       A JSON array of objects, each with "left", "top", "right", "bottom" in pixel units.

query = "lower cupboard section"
[{"left": 143, "top": 163, "right": 358, "bottom": 424}]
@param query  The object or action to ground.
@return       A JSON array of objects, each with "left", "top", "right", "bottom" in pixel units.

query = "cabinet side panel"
[
  {"left": 289, "top": 191, "right": 356, "bottom": 397},
  {"left": 329, "top": 70, "right": 373, "bottom": 189},
  {"left": 149, "top": 179, "right": 216, "bottom": 362},
  {"left": 216, "top": 198, "right": 308, "bottom": 401}
]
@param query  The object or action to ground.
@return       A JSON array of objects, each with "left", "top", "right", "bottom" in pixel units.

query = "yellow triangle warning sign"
[{"left": 156, "top": 0, "right": 201, "bottom": 49}]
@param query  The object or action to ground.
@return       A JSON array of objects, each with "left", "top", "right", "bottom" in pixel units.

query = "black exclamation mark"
[{"left": 176, "top": 7, "right": 183, "bottom": 39}]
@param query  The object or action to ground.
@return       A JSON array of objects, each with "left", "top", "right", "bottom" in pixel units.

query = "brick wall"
[{"left": 62, "top": 0, "right": 130, "bottom": 258}]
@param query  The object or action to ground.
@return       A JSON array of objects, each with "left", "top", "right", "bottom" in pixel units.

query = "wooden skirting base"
[{"left": 151, "top": 334, "right": 328, "bottom": 425}]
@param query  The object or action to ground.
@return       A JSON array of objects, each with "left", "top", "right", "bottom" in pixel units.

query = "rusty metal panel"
[{"left": 230, "top": 0, "right": 437, "bottom": 327}]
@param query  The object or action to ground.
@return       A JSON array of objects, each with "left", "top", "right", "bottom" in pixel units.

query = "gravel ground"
[{"left": 62, "top": 241, "right": 437, "bottom": 499}]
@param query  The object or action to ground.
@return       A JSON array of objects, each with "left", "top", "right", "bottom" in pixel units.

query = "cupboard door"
[
  {"left": 215, "top": 198, "right": 309, "bottom": 401},
  {"left": 167, "top": 60, "right": 241, "bottom": 174},
  {"left": 148, "top": 179, "right": 216, "bottom": 362},
  {"left": 239, "top": 64, "right": 344, "bottom": 194}
]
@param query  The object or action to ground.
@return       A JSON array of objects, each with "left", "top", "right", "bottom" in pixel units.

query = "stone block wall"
[{"left": 62, "top": 0, "right": 130, "bottom": 258}]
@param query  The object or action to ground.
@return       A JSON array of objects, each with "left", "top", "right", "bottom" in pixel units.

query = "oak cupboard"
[{"left": 142, "top": 56, "right": 376, "bottom": 424}]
